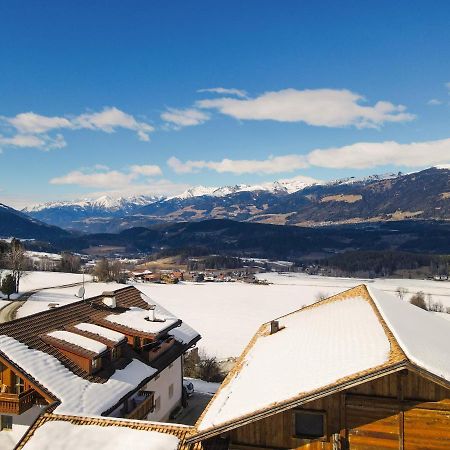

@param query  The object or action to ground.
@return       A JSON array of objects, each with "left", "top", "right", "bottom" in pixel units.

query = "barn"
[{"left": 188, "top": 285, "right": 450, "bottom": 450}]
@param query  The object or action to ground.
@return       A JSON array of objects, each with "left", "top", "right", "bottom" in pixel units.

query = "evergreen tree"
[{"left": 1, "top": 274, "right": 16, "bottom": 300}]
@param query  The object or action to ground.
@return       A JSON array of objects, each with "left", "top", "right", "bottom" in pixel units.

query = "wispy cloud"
[
  {"left": 167, "top": 154, "right": 308, "bottom": 175},
  {"left": 161, "top": 108, "right": 209, "bottom": 128},
  {"left": 50, "top": 163, "right": 163, "bottom": 189},
  {"left": 168, "top": 137, "right": 450, "bottom": 175},
  {"left": 197, "top": 88, "right": 415, "bottom": 128},
  {"left": 0, "top": 133, "right": 66, "bottom": 151},
  {"left": 129, "top": 164, "right": 163, "bottom": 177},
  {"left": 72, "top": 107, "right": 154, "bottom": 141},
  {"left": 427, "top": 99, "right": 443, "bottom": 106},
  {"left": 0, "top": 107, "right": 154, "bottom": 152},
  {"left": 197, "top": 87, "right": 248, "bottom": 98}
]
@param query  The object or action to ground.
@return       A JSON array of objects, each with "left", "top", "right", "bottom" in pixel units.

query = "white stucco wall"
[
  {"left": 0, "top": 405, "right": 46, "bottom": 450},
  {"left": 145, "top": 356, "right": 183, "bottom": 422}
]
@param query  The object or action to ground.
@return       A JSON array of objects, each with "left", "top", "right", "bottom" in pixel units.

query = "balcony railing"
[
  {"left": 147, "top": 337, "right": 175, "bottom": 362},
  {"left": 0, "top": 389, "right": 37, "bottom": 414},
  {"left": 125, "top": 391, "right": 155, "bottom": 420}
]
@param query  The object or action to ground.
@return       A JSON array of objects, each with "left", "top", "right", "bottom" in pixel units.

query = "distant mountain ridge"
[
  {"left": 22, "top": 167, "right": 450, "bottom": 233},
  {"left": 0, "top": 203, "right": 70, "bottom": 241}
]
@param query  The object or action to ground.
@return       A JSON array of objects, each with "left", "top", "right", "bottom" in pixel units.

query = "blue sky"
[{"left": 0, "top": 1, "right": 449, "bottom": 207}]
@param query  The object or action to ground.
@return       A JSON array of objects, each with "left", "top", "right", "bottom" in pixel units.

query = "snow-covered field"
[
  {"left": 0, "top": 270, "right": 93, "bottom": 301},
  {"left": 15, "top": 282, "right": 119, "bottom": 318},
  {"left": 14, "top": 272, "right": 450, "bottom": 359}
]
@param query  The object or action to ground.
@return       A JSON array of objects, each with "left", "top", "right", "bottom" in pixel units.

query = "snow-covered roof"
[
  {"left": 0, "top": 335, "right": 156, "bottom": 415},
  {"left": 105, "top": 306, "right": 178, "bottom": 335},
  {"left": 74, "top": 323, "right": 126, "bottom": 344},
  {"left": 367, "top": 286, "right": 450, "bottom": 382},
  {"left": 0, "top": 286, "right": 200, "bottom": 418},
  {"left": 194, "top": 284, "right": 450, "bottom": 437},
  {"left": 20, "top": 420, "right": 180, "bottom": 450},
  {"left": 47, "top": 330, "right": 108, "bottom": 355},
  {"left": 17, "top": 414, "right": 195, "bottom": 450}
]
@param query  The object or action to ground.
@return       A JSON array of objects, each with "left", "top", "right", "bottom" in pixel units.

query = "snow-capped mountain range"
[
  {"left": 24, "top": 194, "right": 162, "bottom": 213},
  {"left": 24, "top": 172, "right": 400, "bottom": 212},
  {"left": 20, "top": 167, "right": 449, "bottom": 233}
]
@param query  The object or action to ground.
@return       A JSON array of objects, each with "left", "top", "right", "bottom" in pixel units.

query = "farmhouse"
[
  {"left": 188, "top": 285, "right": 450, "bottom": 449},
  {"left": 0, "top": 286, "right": 200, "bottom": 448}
]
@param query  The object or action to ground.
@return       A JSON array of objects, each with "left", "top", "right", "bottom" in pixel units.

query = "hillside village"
[
  {"left": 0, "top": 272, "right": 449, "bottom": 449},
  {"left": 1, "top": 2, "right": 450, "bottom": 448},
  {"left": 0, "top": 243, "right": 449, "bottom": 450}
]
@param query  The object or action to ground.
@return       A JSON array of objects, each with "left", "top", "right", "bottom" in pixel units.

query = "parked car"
[{"left": 183, "top": 379, "right": 194, "bottom": 397}]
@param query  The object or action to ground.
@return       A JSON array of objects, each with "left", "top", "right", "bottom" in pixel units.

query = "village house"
[
  {"left": 0, "top": 286, "right": 200, "bottom": 449},
  {"left": 187, "top": 285, "right": 450, "bottom": 450}
]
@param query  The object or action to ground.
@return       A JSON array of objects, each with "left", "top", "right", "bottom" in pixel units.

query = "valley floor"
[{"left": 11, "top": 271, "right": 450, "bottom": 359}]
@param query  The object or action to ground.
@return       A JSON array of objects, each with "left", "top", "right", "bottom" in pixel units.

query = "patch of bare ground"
[
  {"left": 248, "top": 213, "right": 294, "bottom": 225},
  {"left": 320, "top": 194, "right": 363, "bottom": 203},
  {"left": 82, "top": 246, "right": 127, "bottom": 255},
  {"left": 138, "top": 256, "right": 187, "bottom": 271}
]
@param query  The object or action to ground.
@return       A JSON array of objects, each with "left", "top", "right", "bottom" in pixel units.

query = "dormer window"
[
  {"left": 91, "top": 357, "right": 101, "bottom": 372},
  {"left": 111, "top": 346, "right": 122, "bottom": 360}
]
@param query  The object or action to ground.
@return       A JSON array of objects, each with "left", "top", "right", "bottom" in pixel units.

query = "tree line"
[{"left": 321, "top": 250, "right": 449, "bottom": 277}]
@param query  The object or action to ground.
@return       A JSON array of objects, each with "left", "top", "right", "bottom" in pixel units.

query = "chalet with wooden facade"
[
  {"left": 188, "top": 285, "right": 450, "bottom": 450},
  {"left": 0, "top": 286, "right": 200, "bottom": 449}
]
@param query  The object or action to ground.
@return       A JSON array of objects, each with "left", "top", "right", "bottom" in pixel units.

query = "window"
[
  {"left": 133, "top": 336, "right": 140, "bottom": 350},
  {"left": 168, "top": 383, "right": 174, "bottom": 399},
  {"left": 0, "top": 362, "right": 5, "bottom": 385},
  {"left": 293, "top": 410, "right": 326, "bottom": 439},
  {"left": 0, "top": 415, "right": 13, "bottom": 431},
  {"left": 155, "top": 396, "right": 161, "bottom": 412},
  {"left": 92, "top": 358, "right": 101, "bottom": 371},
  {"left": 111, "top": 346, "right": 121, "bottom": 360},
  {"left": 14, "top": 374, "right": 25, "bottom": 395}
]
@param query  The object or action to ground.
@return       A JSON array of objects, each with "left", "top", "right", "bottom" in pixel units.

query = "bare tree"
[
  {"left": 60, "top": 252, "right": 81, "bottom": 273},
  {"left": 409, "top": 291, "right": 427, "bottom": 310},
  {"left": 396, "top": 287, "right": 408, "bottom": 301},
  {"left": 93, "top": 258, "right": 110, "bottom": 282},
  {"left": 3, "top": 239, "right": 30, "bottom": 293}
]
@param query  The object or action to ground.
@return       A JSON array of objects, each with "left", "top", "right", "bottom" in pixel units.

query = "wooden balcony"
[
  {"left": 125, "top": 391, "right": 155, "bottom": 420},
  {"left": 147, "top": 337, "right": 176, "bottom": 362},
  {"left": 0, "top": 389, "right": 37, "bottom": 414}
]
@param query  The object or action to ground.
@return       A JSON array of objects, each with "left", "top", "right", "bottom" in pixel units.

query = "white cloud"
[
  {"left": 50, "top": 170, "right": 136, "bottom": 189},
  {"left": 168, "top": 137, "right": 450, "bottom": 175},
  {"left": 129, "top": 164, "right": 163, "bottom": 177},
  {"left": 197, "top": 88, "right": 414, "bottom": 128},
  {"left": 0, "top": 107, "right": 154, "bottom": 151},
  {"left": 50, "top": 163, "right": 163, "bottom": 189},
  {"left": 307, "top": 138, "right": 450, "bottom": 169},
  {"left": 428, "top": 99, "right": 443, "bottom": 106},
  {"left": 73, "top": 107, "right": 154, "bottom": 141},
  {"left": 197, "top": 87, "right": 248, "bottom": 98},
  {"left": 6, "top": 112, "right": 73, "bottom": 134},
  {"left": 167, "top": 154, "right": 308, "bottom": 175},
  {"left": 160, "top": 108, "right": 209, "bottom": 128}
]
